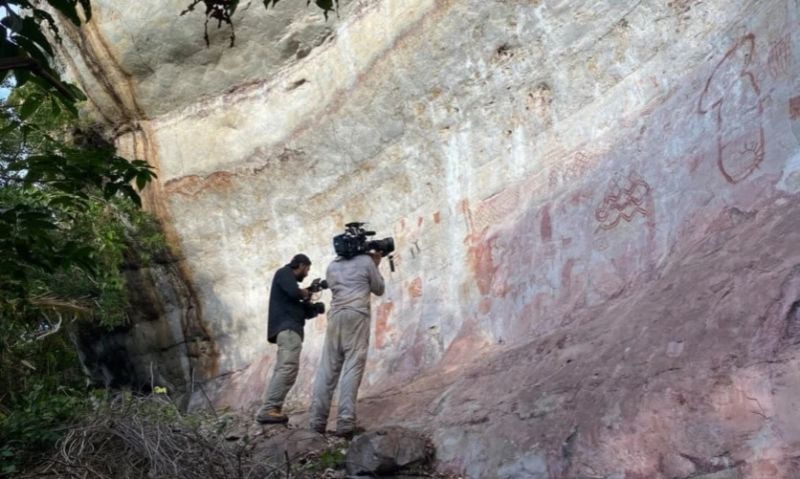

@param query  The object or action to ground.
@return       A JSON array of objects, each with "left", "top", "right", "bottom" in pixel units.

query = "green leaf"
[
  {"left": 0, "top": 120, "right": 22, "bottom": 135},
  {"left": 135, "top": 173, "right": 149, "bottom": 191},
  {"left": 19, "top": 92, "right": 44, "bottom": 121},
  {"left": 67, "top": 83, "right": 86, "bottom": 101},
  {"left": 103, "top": 183, "right": 119, "bottom": 198},
  {"left": 24, "top": 75, "right": 80, "bottom": 117},
  {"left": 20, "top": 16, "right": 55, "bottom": 56},
  {"left": 10, "top": 36, "right": 51, "bottom": 67},
  {"left": 31, "top": 8, "right": 62, "bottom": 43},
  {"left": 13, "top": 67, "right": 31, "bottom": 87},
  {"left": 1, "top": 13, "right": 23, "bottom": 34},
  {"left": 47, "top": 195, "right": 80, "bottom": 208},
  {"left": 48, "top": 95, "right": 63, "bottom": 116}
]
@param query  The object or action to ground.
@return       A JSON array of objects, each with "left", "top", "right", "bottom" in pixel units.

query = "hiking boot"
[
  {"left": 333, "top": 426, "right": 365, "bottom": 439},
  {"left": 256, "top": 406, "right": 289, "bottom": 424},
  {"left": 310, "top": 424, "right": 327, "bottom": 434}
]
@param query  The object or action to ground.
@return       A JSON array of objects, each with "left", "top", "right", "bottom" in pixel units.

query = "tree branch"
[{"left": 0, "top": 57, "right": 77, "bottom": 100}]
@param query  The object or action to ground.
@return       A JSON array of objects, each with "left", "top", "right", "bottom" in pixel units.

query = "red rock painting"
[
  {"left": 408, "top": 277, "right": 423, "bottom": 298},
  {"left": 471, "top": 188, "right": 521, "bottom": 236},
  {"left": 548, "top": 167, "right": 560, "bottom": 189},
  {"left": 540, "top": 204, "right": 552, "bottom": 242},
  {"left": 790, "top": 96, "right": 800, "bottom": 120},
  {"left": 563, "top": 151, "right": 591, "bottom": 182},
  {"left": 698, "top": 34, "right": 765, "bottom": 184},
  {"left": 548, "top": 150, "right": 599, "bottom": 191},
  {"left": 466, "top": 234, "right": 497, "bottom": 296},
  {"left": 595, "top": 171, "right": 652, "bottom": 231},
  {"left": 374, "top": 302, "right": 394, "bottom": 350},
  {"left": 461, "top": 201, "right": 498, "bottom": 296},
  {"left": 767, "top": 37, "right": 791, "bottom": 79}
]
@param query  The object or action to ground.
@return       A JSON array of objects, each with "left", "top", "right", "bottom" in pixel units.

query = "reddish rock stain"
[
  {"left": 408, "top": 277, "right": 423, "bottom": 298},
  {"left": 790, "top": 96, "right": 800, "bottom": 119},
  {"left": 165, "top": 171, "right": 236, "bottom": 197},
  {"left": 466, "top": 235, "right": 497, "bottom": 296},
  {"left": 461, "top": 200, "right": 498, "bottom": 295},
  {"left": 562, "top": 258, "right": 576, "bottom": 290},
  {"left": 541, "top": 204, "right": 553, "bottom": 242},
  {"left": 433, "top": 211, "right": 441, "bottom": 224},
  {"left": 374, "top": 302, "right": 394, "bottom": 349},
  {"left": 478, "top": 297, "right": 492, "bottom": 315}
]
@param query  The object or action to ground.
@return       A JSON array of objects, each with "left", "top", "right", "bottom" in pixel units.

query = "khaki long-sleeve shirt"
[{"left": 326, "top": 254, "right": 385, "bottom": 316}]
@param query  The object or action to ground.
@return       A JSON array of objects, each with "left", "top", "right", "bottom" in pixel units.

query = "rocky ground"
[{"left": 21, "top": 395, "right": 458, "bottom": 479}]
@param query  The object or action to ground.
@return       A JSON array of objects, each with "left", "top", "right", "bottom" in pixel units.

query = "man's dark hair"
[{"left": 288, "top": 254, "right": 311, "bottom": 269}]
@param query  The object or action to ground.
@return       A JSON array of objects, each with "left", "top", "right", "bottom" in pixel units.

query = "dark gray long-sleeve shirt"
[
  {"left": 326, "top": 254, "right": 385, "bottom": 316},
  {"left": 267, "top": 266, "right": 315, "bottom": 343}
]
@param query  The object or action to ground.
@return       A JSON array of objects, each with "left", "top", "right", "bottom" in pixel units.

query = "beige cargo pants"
[
  {"left": 262, "top": 329, "right": 303, "bottom": 410},
  {"left": 309, "top": 309, "right": 370, "bottom": 433}
]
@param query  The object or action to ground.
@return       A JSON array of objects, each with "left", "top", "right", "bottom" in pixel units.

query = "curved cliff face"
[{"left": 58, "top": 0, "right": 800, "bottom": 476}]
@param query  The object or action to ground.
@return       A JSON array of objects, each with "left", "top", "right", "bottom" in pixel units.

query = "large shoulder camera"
[
  {"left": 333, "top": 222, "right": 396, "bottom": 271},
  {"left": 303, "top": 278, "right": 329, "bottom": 317}
]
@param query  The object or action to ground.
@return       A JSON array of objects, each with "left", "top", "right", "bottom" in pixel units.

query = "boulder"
[
  {"left": 254, "top": 429, "right": 329, "bottom": 467},
  {"left": 345, "top": 427, "right": 431, "bottom": 475}
]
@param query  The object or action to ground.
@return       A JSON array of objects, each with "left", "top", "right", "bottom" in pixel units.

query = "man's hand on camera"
[
  {"left": 300, "top": 288, "right": 310, "bottom": 300},
  {"left": 369, "top": 251, "right": 382, "bottom": 266}
]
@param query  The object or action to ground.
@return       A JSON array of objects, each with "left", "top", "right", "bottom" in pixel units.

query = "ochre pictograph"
[
  {"left": 548, "top": 150, "right": 596, "bottom": 190},
  {"left": 698, "top": 34, "right": 765, "bottom": 184},
  {"left": 595, "top": 171, "right": 652, "bottom": 231},
  {"left": 767, "top": 37, "right": 791, "bottom": 79},
  {"left": 790, "top": 96, "right": 800, "bottom": 120}
]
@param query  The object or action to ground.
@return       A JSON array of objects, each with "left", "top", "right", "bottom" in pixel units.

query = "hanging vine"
[{"left": 181, "top": 0, "right": 339, "bottom": 47}]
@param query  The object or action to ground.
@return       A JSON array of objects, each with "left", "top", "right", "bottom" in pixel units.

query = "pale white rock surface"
[{"left": 56, "top": 0, "right": 800, "bottom": 476}]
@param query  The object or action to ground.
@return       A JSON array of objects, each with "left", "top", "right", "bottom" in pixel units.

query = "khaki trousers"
[
  {"left": 309, "top": 309, "right": 370, "bottom": 432},
  {"left": 262, "top": 329, "right": 302, "bottom": 409}
]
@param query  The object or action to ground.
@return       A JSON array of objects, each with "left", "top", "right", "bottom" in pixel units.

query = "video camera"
[
  {"left": 333, "top": 222, "right": 396, "bottom": 271},
  {"left": 307, "top": 278, "right": 329, "bottom": 294},
  {"left": 303, "top": 278, "right": 329, "bottom": 316}
]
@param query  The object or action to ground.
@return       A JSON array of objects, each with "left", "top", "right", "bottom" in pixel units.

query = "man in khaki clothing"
[{"left": 309, "top": 251, "right": 384, "bottom": 436}]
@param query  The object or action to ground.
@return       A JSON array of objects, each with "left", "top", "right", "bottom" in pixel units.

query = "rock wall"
[
  {"left": 74, "top": 252, "right": 215, "bottom": 404},
  {"left": 57, "top": 0, "right": 800, "bottom": 477}
]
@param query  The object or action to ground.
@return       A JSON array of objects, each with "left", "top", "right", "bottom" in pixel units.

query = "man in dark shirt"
[{"left": 256, "top": 254, "right": 316, "bottom": 424}]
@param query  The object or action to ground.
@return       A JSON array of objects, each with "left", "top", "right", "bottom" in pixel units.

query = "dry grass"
[{"left": 17, "top": 394, "right": 286, "bottom": 479}]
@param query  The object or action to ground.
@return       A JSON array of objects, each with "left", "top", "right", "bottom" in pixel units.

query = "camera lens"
[{"left": 376, "top": 237, "right": 395, "bottom": 256}]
